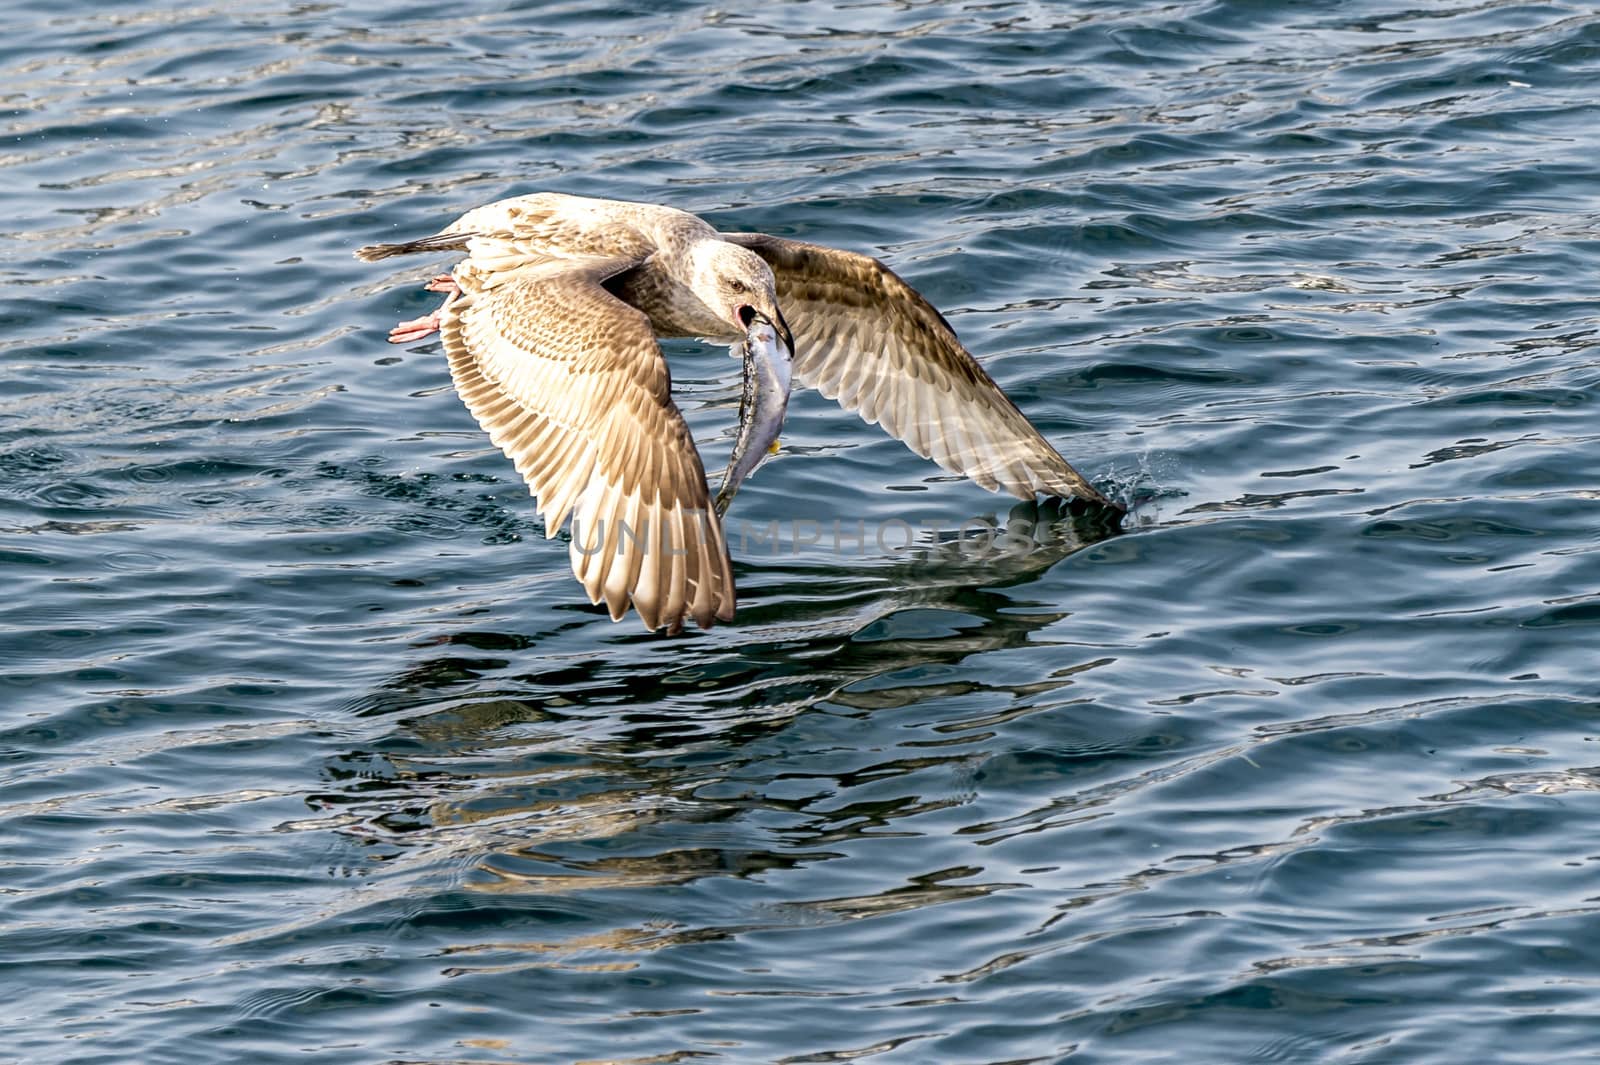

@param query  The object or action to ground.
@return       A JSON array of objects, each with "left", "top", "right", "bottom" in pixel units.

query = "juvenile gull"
[{"left": 356, "top": 192, "right": 1118, "bottom": 632}]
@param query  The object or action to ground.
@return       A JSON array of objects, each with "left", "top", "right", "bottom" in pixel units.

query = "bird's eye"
[{"left": 730, "top": 279, "right": 748, "bottom": 293}]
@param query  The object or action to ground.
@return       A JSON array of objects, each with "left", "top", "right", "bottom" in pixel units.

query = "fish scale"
[{"left": 715, "top": 317, "right": 795, "bottom": 517}]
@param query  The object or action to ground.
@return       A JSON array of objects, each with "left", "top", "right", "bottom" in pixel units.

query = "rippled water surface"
[{"left": 5, "top": 1, "right": 1600, "bottom": 1062}]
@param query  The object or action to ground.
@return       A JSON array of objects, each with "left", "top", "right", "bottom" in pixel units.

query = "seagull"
[{"left": 357, "top": 192, "right": 1120, "bottom": 633}]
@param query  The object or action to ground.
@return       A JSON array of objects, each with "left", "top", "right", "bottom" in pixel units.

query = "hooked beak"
[
  {"left": 775, "top": 310, "right": 795, "bottom": 354},
  {"left": 740, "top": 306, "right": 796, "bottom": 354}
]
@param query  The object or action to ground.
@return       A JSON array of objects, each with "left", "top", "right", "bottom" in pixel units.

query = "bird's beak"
[
  {"left": 775, "top": 309, "right": 795, "bottom": 355},
  {"left": 747, "top": 307, "right": 795, "bottom": 356}
]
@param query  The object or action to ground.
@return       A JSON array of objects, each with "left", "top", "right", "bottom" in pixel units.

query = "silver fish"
[{"left": 715, "top": 313, "right": 794, "bottom": 517}]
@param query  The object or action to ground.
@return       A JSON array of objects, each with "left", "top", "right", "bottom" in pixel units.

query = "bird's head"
[{"left": 692, "top": 241, "right": 794, "bottom": 350}]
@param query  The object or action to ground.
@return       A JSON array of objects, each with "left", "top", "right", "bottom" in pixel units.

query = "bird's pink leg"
[
  {"left": 387, "top": 313, "right": 442, "bottom": 344},
  {"left": 388, "top": 275, "right": 464, "bottom": 344}
]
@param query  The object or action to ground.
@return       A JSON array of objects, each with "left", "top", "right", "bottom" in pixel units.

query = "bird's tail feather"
[{"left": 354, "top": 232, "right": 474, "bottom": 262}]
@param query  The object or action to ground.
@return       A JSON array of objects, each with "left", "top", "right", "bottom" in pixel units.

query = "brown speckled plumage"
[
  {"left": 357, "top": 192, "right": 1116, "bottom": 633},
  {"left": 721, "top": 233, "right": 1112, "bottom": 505}
]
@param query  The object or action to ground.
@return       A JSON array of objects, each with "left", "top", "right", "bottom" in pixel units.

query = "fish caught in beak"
[
  {"left": 715, "top": 311, "right": 794, "bottom": 517},
  {"left": 736, "top": 303, "right": 795, "bottom": 355}
]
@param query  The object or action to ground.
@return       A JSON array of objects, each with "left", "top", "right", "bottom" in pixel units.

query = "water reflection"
[
  {"left": 290, "top": 501, "right": 1122, "bottom": 987},
  {"left": 352, "top": 498, "right": 1116, "bottom": 712},
  {"left": 313, "top": 501, "right": 1119, "bottom": 916}
]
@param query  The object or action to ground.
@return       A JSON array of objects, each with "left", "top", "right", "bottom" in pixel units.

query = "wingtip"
[{"left": 1067, "top": 487, "right": 1127, "bottom": 526}]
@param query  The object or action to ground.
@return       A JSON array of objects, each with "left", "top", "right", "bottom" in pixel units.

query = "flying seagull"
[{"left": 357, "top": 192, "right": 1119, "bottom": 633}]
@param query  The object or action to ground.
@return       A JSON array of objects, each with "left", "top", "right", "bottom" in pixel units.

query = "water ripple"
[{"left": 5, "top": 0, "right": 1600, "bottom": 1062}]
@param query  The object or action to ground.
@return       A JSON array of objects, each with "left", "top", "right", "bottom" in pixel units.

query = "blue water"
[{"left": 4, "top": 1, "right": 1599, "bottom": 1062}]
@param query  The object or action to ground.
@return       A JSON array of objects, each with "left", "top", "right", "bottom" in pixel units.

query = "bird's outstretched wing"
[
  {"left": 721, "top": 232, "right": 1116, "bottom": 508},
  {"left": 441, "top": 254, "right": 735, "bottom": 631}
]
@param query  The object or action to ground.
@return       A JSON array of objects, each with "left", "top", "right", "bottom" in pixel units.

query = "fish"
[{"left": 714, "top": 312, "right": 794, "bottom": 517}]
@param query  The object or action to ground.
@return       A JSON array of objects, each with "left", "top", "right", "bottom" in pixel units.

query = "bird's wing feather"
[
  {"left": 357, "top": 194, "right": 667, "bottom": 267},
  {"left": 721, "top": 232, "right": 1112, "bottom": 506},
  {"left": 444, "top": 193, "right": 695, "bottom": 269},
  {"left": 441, "top": 254, "right": 735, "bottom": 631}
]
